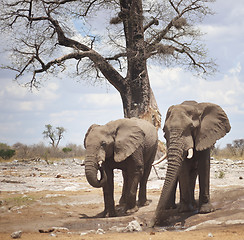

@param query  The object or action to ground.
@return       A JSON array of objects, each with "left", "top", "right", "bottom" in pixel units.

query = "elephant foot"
[
  {"left": 126, "top": 205, "right": 139, "bottom": 215},
  {"left": 96, "top": 209, "right": 117, "bottom": 218},
  {"left": 165, "top": 203, "right": 177, "bottom": 210},
  {"left": 108, "top": 209, "right": 117, "bottom": 217},
  {"left": 119, "top": 197, "right": 126, "bottom": 206},
  {"left": 138, "top": 199, "right": 151, "bottom": 207},
  {"left": 95, "top": 210, "right": 107, "bottom": 218},
  {"left": 178, "top": 203, "right": 194, "bottom": 213},
  {"left": 115, "top": 204, "right": 126, "bottom": 215},
  {"left": 199, "top": 202, "right": 215, "bottom": 214}
]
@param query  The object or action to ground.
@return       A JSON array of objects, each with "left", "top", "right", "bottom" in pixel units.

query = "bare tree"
[
  {"left": 0, "top": 0, "right": 216, "bottom": 127},
  {"left": 43, "top": 124, "right": 66, "bottom": 148},
  {"left": 233, "top": 139, "right": 244, "bottom": 157}
]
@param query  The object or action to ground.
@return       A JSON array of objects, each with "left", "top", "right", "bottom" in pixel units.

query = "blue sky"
[{"left": 0, "top": 0, "right": 243, "bottom": 148}]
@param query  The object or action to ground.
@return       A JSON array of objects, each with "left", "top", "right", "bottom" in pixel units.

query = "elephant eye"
[{"left": 101, "top": 141, "right": 106, "bottom": 147}]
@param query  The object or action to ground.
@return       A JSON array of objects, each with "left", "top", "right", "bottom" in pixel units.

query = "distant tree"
[
  {"left": 233, "top": 139, "right": 244, "bottom": 157},
  {"left": 13, "top": 142, "right": 29, "bottom": 159},
  {"left": 64, "top": 143, "right": 85, "bottom": 157},
  {"left": 226, "top": 143, "right": 236, "bottom": 157},
  {"left": 42, "top": 124, "right": 66, "bottom": 148},
  {"left": 0, "top": 143, "right": 8, "bottom": 150}
]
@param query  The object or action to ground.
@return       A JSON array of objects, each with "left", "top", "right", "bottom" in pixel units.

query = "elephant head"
[
  {"left": 83, "top": 119, "right": 145, "bottom": 188},
  {"left": 152, "top": 101, "right": 231, "bottom": 226}
]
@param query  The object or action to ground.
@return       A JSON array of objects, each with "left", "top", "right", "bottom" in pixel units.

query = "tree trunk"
[{"left": 119, "top": 0, "right": 161, "bottom": 129}]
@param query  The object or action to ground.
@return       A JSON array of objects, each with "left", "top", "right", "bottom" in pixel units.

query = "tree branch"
[
  {"left": 144, "top": 17, "right": 159, "bottom": 32},
  {"left": 169, "top": 0, "right": 180, "bottom": 14},
  {"left": 34, "top": 52, "right": 91, "bottom": 74}
]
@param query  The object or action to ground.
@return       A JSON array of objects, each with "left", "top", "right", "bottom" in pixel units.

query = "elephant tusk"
[
  {"left": 187, "top": 148, "right": 193, "bottom": 159},
  {"left": 98, "top": 160, "right": 103, "bottom": 168},
  {"left": 153, "top": 153, "right": 167, "bottom": 166}
]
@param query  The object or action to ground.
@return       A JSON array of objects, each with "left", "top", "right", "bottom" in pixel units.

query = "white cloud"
[
  {"left": 5, "top": 84, "right": 28, "bottom": 98},
  {"left": 50, "top": 110, "right": 80, "bottom": 124},
  {"left": 35, "top": 82, "right": 60, "bottom": 101},
  {"left": 150, "top": 62, "right": 244, "bottom": 113},
  {"left": 0, "top": 78, "right": 60, "bottom": 112},
  {"left": 18, "top": 101, "right": 44, "bottom": 111},
  {"left": 79, "top": 93, "right": 121, "bottom": 108},
  {"left": 229, "top": 62, "right": 241, "bottom": 74},
  {"left": 149, "top": 65, "right": 182, "bottom": 90},
  {"left": 18, "top": 101, "right": 36, "bottom": 111},
  {"left": 200, "top": 24, "right": 243, "bottom": 42}
]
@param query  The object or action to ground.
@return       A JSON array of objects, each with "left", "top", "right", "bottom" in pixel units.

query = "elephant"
[
  {"left": 84, "top": 117, "right": 158, "bottom": 217},
  {"left": 151, "top": 101, "right": 231, "bottom": 226}
]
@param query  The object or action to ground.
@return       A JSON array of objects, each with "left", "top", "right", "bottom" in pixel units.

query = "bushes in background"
[
  {"left": 0, "top": 142, "right": 85, "bottom": 161},
  {"left": 0, "top": 143, "right": 16, "bottom": 160}
]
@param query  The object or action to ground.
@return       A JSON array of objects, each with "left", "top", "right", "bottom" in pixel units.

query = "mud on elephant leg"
[
  {"left": 102, "top": 168, "right": 117, "bottom": 217},
  {"left": 198, "top": 149, "right": 215, "bottom": 213},
  {"left": 178, "top": 159, "right": 197, "bottom": 213},
  {"left": 125, "top": 163, "right": 143, "bottom": 214},
  {"left": 119, "top": 171, "right": 127, "bottom": 206},
  {"left": 138, "top": 176, "right": 151, "bottom": 207},
  {"left": 138, "top": 154, "right": 155, "bottom": 207},
  {"left": 165, "top": 179, "right": 177, "bottom": 210}
]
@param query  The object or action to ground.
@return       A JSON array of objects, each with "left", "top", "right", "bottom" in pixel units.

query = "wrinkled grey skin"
[
  {"left": 84, "top": 118, "right": 158, "bottom": 217},
  {"left": 151, "top": 101, "right": 231, "bottom": 226}
]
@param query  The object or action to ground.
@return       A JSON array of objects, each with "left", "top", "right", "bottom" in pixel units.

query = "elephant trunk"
[
  {"left": 85, "top": 155, "right": 107, "bottom": 188},
  {"left": 151, "top": 139, "right": 184, "bottom": 226}
]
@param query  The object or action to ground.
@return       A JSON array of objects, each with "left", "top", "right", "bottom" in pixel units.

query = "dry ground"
[{"left": 0, "top": 158, "right": 244, "bottom": 239}]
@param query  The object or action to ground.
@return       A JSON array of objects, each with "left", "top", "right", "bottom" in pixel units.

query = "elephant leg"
[
  {"left": 126, "top": 152, "right": 143, "bottom": 213},
  {"left": 198, "top": 149, "right": 214, "bottom": 213},
  {"left": 102, "top": 168, "right": 116, "bottom": 217},
  {"left": 138, "top": 165, "right": 150, "bottom": 207},
  {"left": 125, "top": 171, "right": 141, "bottom": 214},
  {"left": 165, "top": 178, "right": 178, "bottom": 209},
  {"left": 189, "top": 157, "right": 198, "bottom": 209},
  {"left": 119, "top": 170, "right": 128, "bottom": 206},
  {"left": 138, "top": 149, "right": 156, "bottom": 207},
  {"left": 178, "top": 160, "right": 194, "bottom": 213}
]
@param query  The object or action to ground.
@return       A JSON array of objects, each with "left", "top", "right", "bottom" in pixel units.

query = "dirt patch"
[
  {"left": 1, "top": 225, "right": 244, "bottom": 240},
  {"left": 0, "top": 158, "right": 244, "bottom": 239}
]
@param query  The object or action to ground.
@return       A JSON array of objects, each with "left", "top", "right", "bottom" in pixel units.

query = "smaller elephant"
[
  {"left": 84, "top": 118, "right": 158, "bottom": 217},
  {"left": 151, "top": 101, "right": 231, "bottom": 226}
]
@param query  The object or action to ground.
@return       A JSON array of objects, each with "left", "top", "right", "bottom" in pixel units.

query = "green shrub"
[
  {"left": 215, "top": 170, "right": 225, "bottom": 179},
  {"left": 62, "top": 147, "right": 72, "bottom": 153},
  {"left": 0, "top": 149, "right": 16, "bottom": 160}
]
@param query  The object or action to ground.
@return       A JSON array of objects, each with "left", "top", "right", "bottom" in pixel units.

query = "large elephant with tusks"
[{"left": 151, "top": 101, "right": 231, "bottom": 226}]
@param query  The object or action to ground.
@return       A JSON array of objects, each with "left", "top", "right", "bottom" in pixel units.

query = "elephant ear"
[
  {"left": 114, "top": 120, "right": 145, "bottom": 162},
  {"left": 195, "top": 103, "right": 231, "bottom": 151},
  {"left": 84, "top": 124, "right": 100, "bottom": 149}
]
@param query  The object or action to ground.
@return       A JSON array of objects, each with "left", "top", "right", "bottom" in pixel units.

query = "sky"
[{"left": 0, "top": 0, "right": 244, "bottom": 148}]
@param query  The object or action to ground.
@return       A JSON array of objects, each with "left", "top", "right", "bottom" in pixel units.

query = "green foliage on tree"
[{"left": 62, "top": 147, "right": 72, "bottom": 153}]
